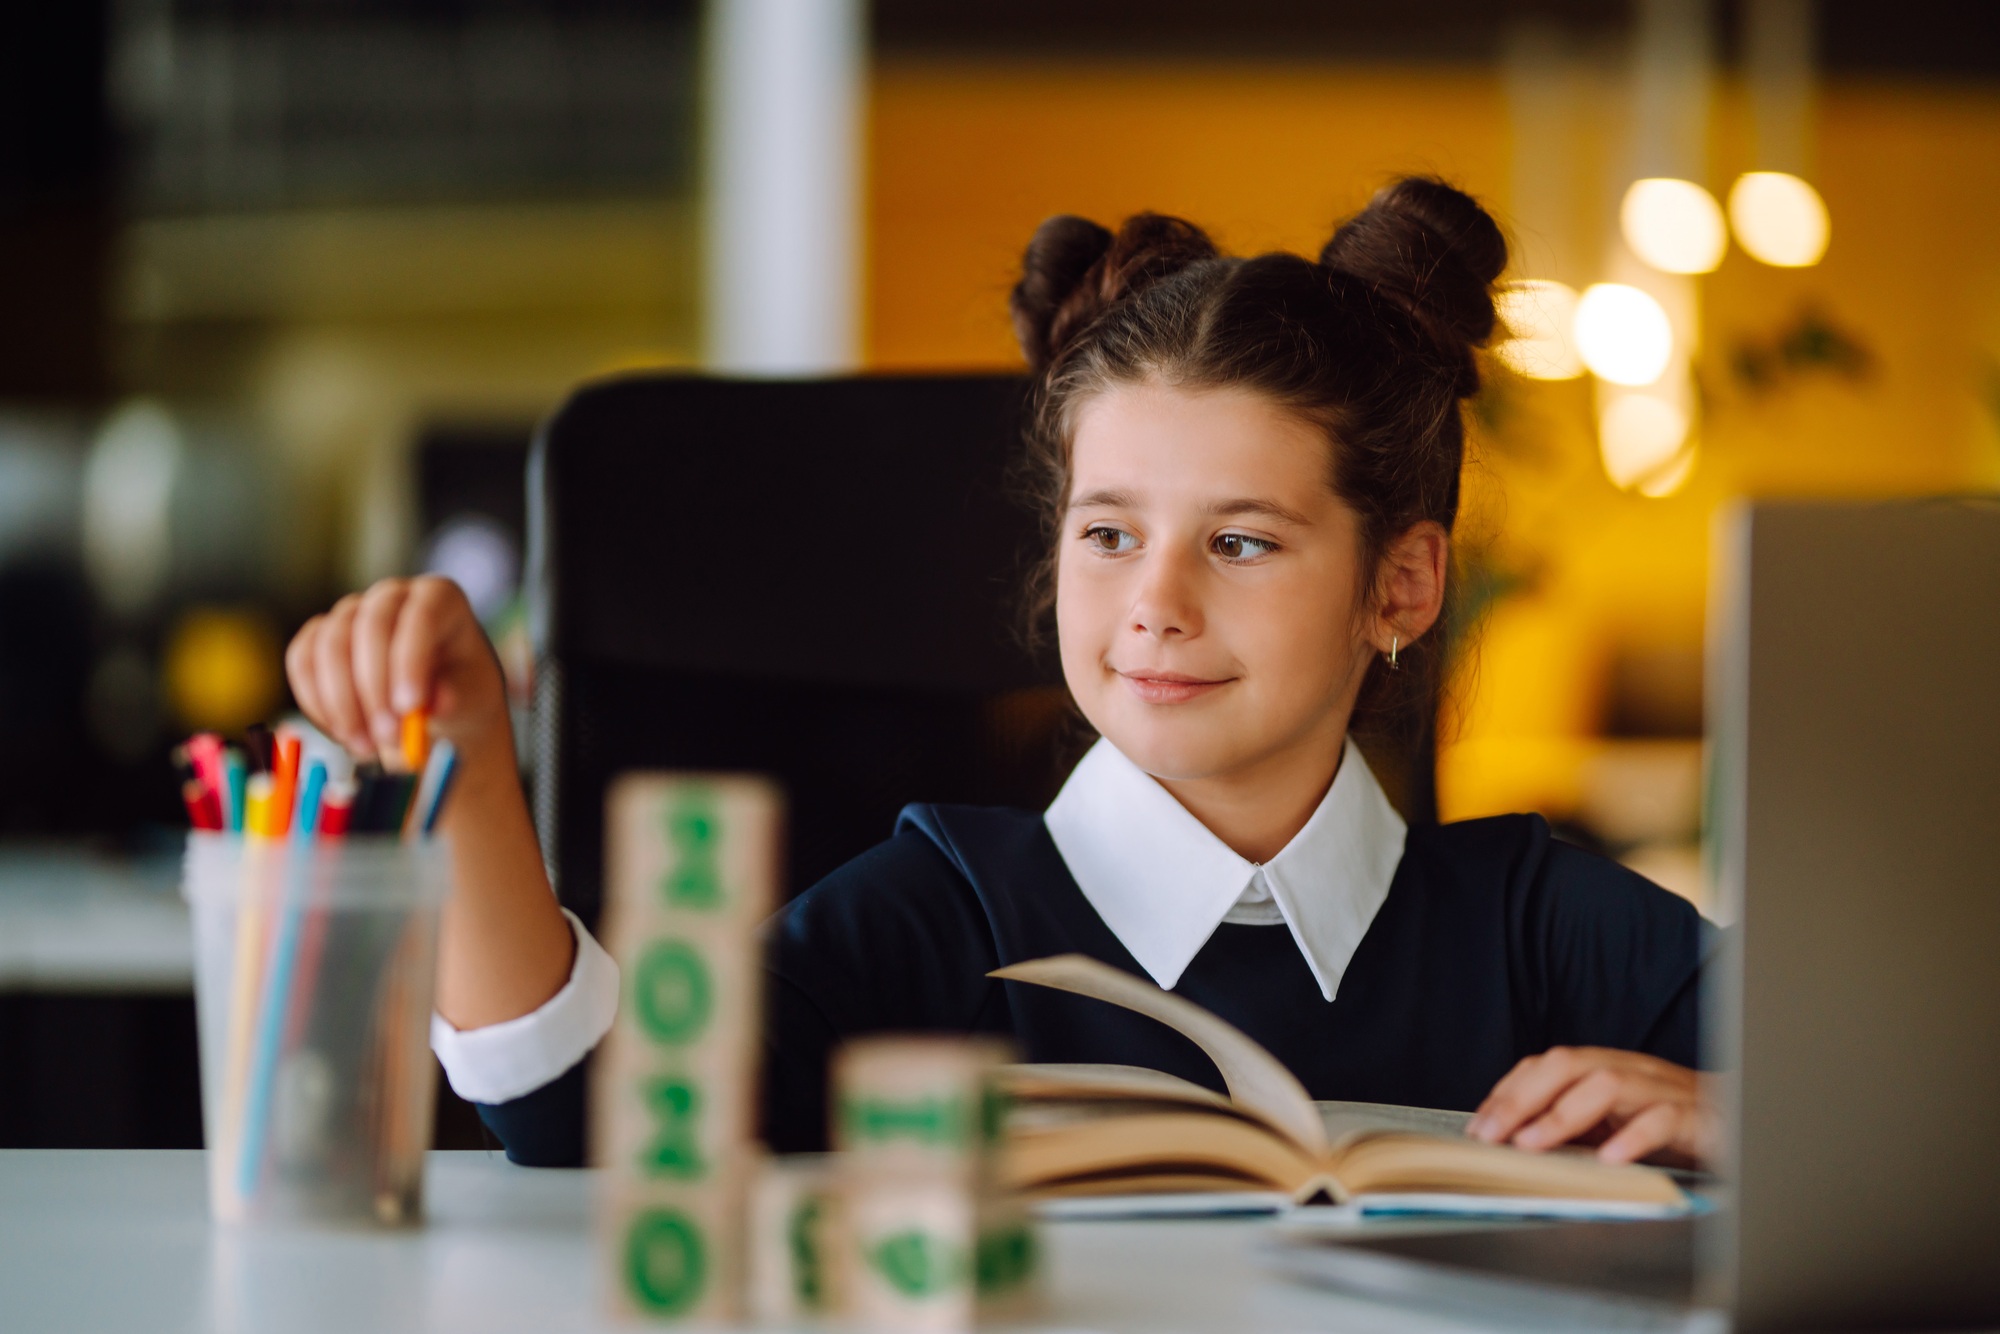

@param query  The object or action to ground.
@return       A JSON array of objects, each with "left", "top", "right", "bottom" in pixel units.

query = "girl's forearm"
[{"left": 431, "top": 729, "right": 576, "bottom": 1031}]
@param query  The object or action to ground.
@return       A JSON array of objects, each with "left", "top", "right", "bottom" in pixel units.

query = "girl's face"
[{"left": 1056, "top": 380, "right": 1379, "bottom": 786}]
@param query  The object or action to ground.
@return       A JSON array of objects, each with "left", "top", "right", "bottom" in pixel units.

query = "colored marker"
[
  {"left": 412, "top": 741, "right": 459, "bottom": 837},
  {"left": 221, "top": 749, "right": 248, "bottom": 833},
  {"left": 399, "top": 709, "right": 430, "bottom": 775},
  {"left": 318, "top": 780, "right": 356, "bottom": 839},
  {"left": 268, "top": 732, "right": 301, "bottom": 839},
  {"left": 244, "top": 773, "right": 275, "bottom": 839}
]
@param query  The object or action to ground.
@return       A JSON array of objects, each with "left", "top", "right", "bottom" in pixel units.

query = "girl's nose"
[{"left": 1128, "top": 548, "right": 1204, "bottom": 640}]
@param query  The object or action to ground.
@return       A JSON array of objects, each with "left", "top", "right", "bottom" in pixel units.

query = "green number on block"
[
  {"left": 633, "top": 941, "right": 712, "bottom": 1045},
  {"left": 870, "top": 1230, "right": 964, "bottom": 1299},
  {"left": 980, "top": 1085, "right": 1009, "bottom": 1146},
  {"left": 625, "top": 1208, "right": 707, "bottom": 1315},
  {"left": 642, "top": 1076, "right": 707, "bottom": 1180},
  {"left": 976, "top": 1222, "right": 1037, "bottom": 1295},
  {"left": 787, "top": 1196, "right": 825, "bottom": 1310},
  {"left": 840, "top": 1095, "right": 971, "bottom": 1149},
  {"left": 662, "top": 790, "right": 723, "bottom": 909}
]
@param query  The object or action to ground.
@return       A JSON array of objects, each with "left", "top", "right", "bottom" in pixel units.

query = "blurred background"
[{"left": 3, "top": 0, "right": 1996, "bottom": 1146}]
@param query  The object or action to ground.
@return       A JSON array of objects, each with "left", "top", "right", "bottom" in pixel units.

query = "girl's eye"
[
  {"left": 1213, "top": 532, "right": 1279, "bottom": 561},
  {"left": 1084, "top": 525, "right": 1138, "bottom": 554}
]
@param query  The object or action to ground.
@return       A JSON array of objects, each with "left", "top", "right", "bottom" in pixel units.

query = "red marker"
[
  {"left": 318, "top": 781, "right": 355, "bottom": 838},
  {"left": 181, "top": 778, "right": 224, "bottom": 831},
  {"left": 186, "top": 733, "right": 228, "bottom": 803}
]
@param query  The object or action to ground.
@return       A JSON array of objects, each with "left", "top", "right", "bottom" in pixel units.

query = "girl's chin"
[{"left": 1095, "top": 724, "right": 1259, "bottom": 785}]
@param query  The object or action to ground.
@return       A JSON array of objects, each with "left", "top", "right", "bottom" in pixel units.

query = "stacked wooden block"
[
  {"left": 830, "top": 1036, "right": 1041, "bottom": 1328},
  {"left": 595, "top": 771, "right": 1037, "bottom": 1326},
  {"left": 594, "top": 774, "right": 780, "bottom": 1322}
]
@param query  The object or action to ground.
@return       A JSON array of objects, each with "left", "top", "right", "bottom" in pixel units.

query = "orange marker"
[
  {"left": 268, "top": 732, "right": 301, "bottom": 839},
  {"left": 399, "top": 710, "right": 430, "bottom": 775}
]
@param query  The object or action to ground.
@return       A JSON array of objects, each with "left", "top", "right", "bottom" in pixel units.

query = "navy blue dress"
[{"left": 479, "top": 805, "right": 1713, "bottom": 1165}]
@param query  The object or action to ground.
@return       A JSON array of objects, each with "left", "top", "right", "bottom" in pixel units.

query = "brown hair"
[{"left": 1009, "top": 176, "right": 1506, "bottom": 763}]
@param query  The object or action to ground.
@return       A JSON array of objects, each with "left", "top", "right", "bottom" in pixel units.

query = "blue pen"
[{"left": 236, "top": 760, "right": 327, "bottom": 1198}]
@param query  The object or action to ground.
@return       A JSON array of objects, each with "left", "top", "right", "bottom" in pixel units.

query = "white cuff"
[{"left": 430, "top": 908, "right": 620, "bottom": 1105}]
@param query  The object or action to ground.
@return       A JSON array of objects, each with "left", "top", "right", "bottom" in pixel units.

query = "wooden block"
[
  {"left": 746, "top": 1154, "right": 843, "bottom": 1324},
  {"left": 603, "top": 774, "right": 782, "bottom": 928},
  {"left": 833, "top": 1036, "right": 1015, "bottom": 1180},
  {"left": 595, "top": 773, "right": 782, "bottom": 1322},
  {"left": 838, "top": 1176, "right": 1041, "bottom": 1330},
  {"left": 601, "top": 1180, "right": 749, "bottom": 1324},
  {"left": 594, "top": 924, "right": 761, "bottom": 1180}
]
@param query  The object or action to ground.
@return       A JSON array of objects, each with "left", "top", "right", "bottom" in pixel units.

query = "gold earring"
[{"left": 1388, "top": 635, "right": 1400, "bottom": 670}]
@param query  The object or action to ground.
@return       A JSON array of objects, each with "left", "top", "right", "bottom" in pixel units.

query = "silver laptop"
[{"left": 1267, "top": 499, "right": 2000, "bottom": 1331}]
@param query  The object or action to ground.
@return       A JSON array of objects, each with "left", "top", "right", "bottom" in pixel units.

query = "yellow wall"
[{"left": 864, "top": 59, "right": 2000, "bottom": 823}]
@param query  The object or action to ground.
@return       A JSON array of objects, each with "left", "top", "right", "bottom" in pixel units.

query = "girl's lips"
[{"left": 1117, "top": 670, "right": 1232, "bottom": 704}]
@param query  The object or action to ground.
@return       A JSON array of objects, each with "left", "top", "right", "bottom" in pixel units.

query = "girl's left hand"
[{"left": 1466, "top": 1047, "right": 1716, "bottom": 1169}]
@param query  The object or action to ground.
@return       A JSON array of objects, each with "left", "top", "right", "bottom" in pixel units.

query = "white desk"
[{"left": 1, "top": 1150, "right": 1521, "bottom": 1333}]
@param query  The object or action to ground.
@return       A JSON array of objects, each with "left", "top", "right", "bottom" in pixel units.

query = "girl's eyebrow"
[
  {"left": 1070, "top": 487, "right": 1136, "bottom": 509},
  {"left": 1204, "top": 497, "right": 1311, "bottom": 525}
]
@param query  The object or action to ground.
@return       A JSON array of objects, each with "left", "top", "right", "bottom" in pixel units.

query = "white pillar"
[
  {"left": 1596, "top": 0, "right": 1715, "bottom": 497},
  {"left": 1743, "top": 0, "right": 1816, "bottom": 176},
  {"left": 702, "top": 0, "right": 866, "bottom": 376}
]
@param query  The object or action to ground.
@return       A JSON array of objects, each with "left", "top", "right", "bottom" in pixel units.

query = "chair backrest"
[{"left": 525, "top": 373, "right": 1062, "bottom": 926}]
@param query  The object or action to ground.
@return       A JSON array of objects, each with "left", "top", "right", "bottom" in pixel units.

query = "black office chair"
[{"left": 524, "top": 373, "right": 1068, "bottom": 928}]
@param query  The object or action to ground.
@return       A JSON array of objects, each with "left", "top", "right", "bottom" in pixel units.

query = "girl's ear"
[{"left": 1368, "top": 521, "right": 1449, "bottom": 653}]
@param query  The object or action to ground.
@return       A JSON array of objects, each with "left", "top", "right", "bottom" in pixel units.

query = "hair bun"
[
  {"left": 1319, "top": 177, "right": 1507, "bottom": 398},
  {"left": 1012, "top": 212, "right": 1218, "bottom": 374}
]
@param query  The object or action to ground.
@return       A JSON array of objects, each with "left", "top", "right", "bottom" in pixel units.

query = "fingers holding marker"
[
  {"left": 351, "top": 579, "right": 412, "bottom": 760},
  {"left": 387, "top": 576, "right": 463, "bottom": 720},
  {"left": 284, "top": 616, "right": 327, "bottom": 734},
  {"left": 312, "top": 595, "right": 374, "bottom": 758}
]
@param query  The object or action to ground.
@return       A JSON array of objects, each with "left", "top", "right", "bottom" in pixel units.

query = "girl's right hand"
[
  {"left": 284, "top": 575, "right": 508, "bottom": 768},
  {"left": 288, "top": 575, "right": 574, "bottom": 1030}
]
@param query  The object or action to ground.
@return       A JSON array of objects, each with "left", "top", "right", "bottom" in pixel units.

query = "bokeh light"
[
  {"left": 1494, "top": 280, "right": 1585, "bottom": 380},
  {"left": 1620, "top": 178, "right": 1728, "bottom": 275},
  {"left": 1574, "top": 284, "right": 1675, "bottom": 386},
  {"left": 1727, "top": 171, "right": 1830, "bottom": 267},
  {"left": 1636, "top": 445, "right": 1698, "bottom": 498},
  {"left": 82, "top": 401, "right": 183, "bottom": 614},
  {"left": 1598, "top": 392, "right": 1691, "bottom": 492},
  {"left": 162, "top": 606, "right": 283, "bottom": 733}
]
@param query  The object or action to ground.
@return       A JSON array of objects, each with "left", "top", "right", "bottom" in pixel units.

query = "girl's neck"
[{"left": 1152, "top": 730, "right": 1347, "bottom": 864}]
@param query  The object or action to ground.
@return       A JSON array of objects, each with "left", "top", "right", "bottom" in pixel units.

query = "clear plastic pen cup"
[{"left": 183, "top": 832, "right": 451, "bottom": 1227}]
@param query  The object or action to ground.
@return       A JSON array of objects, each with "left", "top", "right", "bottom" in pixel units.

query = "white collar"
[{"left": 1043, "top": 736, "right": 1408, "bottom": 1001}]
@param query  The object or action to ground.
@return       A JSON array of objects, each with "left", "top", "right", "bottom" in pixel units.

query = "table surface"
[{"left": 0, "top": 1150, "right": 1555, "bottom": 1334}]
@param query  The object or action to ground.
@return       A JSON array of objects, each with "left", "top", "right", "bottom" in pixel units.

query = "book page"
[
  {"left": 1315, "top": 1100, "right": 1473, "bottom": 1146},
  {"left": 1003, "top": 1063, "right": 1238, "bottom": 1112},
  {"left": 990, "top": 955, "right": 1328, "bottom": 1154}
]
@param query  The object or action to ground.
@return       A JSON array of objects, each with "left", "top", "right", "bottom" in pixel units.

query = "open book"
[{"left": 990, "top": 956, "right": 1689, "bottom": 1216}]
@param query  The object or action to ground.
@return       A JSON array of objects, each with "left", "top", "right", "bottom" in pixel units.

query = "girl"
[{"left": 285, "top": 177, "right": 1714, "bottom": 1172}]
